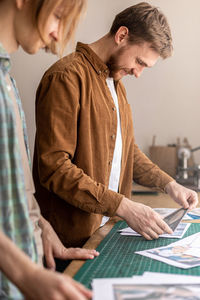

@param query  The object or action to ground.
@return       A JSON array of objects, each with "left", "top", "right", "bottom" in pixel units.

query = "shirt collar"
[
  {"left": 76, "top": 42, "right": 109, "bottom": 78},
  {"left": 0, "top": 43, "right": 11, "bottom": 73}
]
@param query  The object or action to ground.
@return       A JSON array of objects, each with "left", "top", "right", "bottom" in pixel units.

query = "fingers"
[
  {"left": 188, "top": 193, "right": 199, "bottom": 210},
  {"left": 140, "top": 230, "right": 159, "bottom": 240},
  {"left": 70, "top": 278, "right": 93, "bottom": 299},
  {"left": 44, "top": 247, "right": 56, "bottom": 270},
  {"left": 79, "top": 249, "right": 99, "bottom": 260},
  {"left": 177, "top": 192, "right": 198, "bottom": 210},
  {"left": 61, "top": 282, "right": 90, "bottom": 300},
  {"left": 156, "top": 218, "right": 173, "bottom": 235},
  {"left": 76, "top": 249, "right": 99, "bottom": 260},
  {"left": 181, "top": 201, "right": 190, "bottom": 209},
  {"left": 166, "top": 181, "right": 198, "bottom": 210},
  {"left": 140, "top": 222, "right": 172, "bottom": 240},
  {"left": 62, "top": 248, "right": 99, "bottom": 260},
  {"left": 122, "top": 201, "right": 174, "bottom": 241},
  {"left": 147, "top": 213, "right": 172, "bottom": 236},
  {"left": 62, "top": 276, "right": 92, "bottom": 299},
  {"left": 190, "top": 202, "right": 198, "bottom": 210},
  {"left": 179, "top": 196, "right": 190, "bottom": 209},
  {"left": 139, "top": 214, "right": 173, "bottom": 240}
]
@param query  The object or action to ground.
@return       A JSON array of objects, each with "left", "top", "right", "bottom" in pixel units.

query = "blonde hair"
[{"left": 31, "top": 0, "right": 86, "bottom": 55}]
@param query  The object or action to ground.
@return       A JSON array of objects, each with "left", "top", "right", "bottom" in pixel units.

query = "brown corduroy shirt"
[{"left": 33, "top": 42, "right": 173, "bottom": 247}]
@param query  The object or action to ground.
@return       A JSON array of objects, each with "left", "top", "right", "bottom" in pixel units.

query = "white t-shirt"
[{"left": 101, "top": 78, "right": 122, "bottom": 226}]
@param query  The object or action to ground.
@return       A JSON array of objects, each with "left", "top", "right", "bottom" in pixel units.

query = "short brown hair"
[
  {"left": 31, "top": 0, "right": 86, "bottom": 55},
  {"left": 110, "top": 2, "right": 173, "bottom": 59}
]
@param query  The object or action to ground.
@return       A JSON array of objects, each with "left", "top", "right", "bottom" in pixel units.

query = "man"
[
  {"left": 33, "top": 2, "right": 198, "bottom": 250},
  {"left": 0, "top": 0, "right": 99, "bottom": 299}
]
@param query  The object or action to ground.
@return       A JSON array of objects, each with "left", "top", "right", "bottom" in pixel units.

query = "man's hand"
[
  {"left": 116, "top": 197, "right": 172, "bottom": 240},
  {"left": 21, "top": 266, "right": 92, "bottom": 300},
  {"left": 39, "top": 216, "right": 99, "bottom": 270},
  {"left": 165, "top": 181, "right": 198, "bottom": 210}
]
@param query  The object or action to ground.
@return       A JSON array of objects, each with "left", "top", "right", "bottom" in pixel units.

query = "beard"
[
  {"left": 106, "top": 48, "right": 123, "bottom": 78},
  {"left": 106, "top": 55, "right": 120, "bottom": 78},
  {"left": 106, "top": 46, "right": 132, "bottom": 80}
]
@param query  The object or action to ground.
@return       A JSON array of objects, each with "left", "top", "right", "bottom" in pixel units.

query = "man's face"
[{"left": 107, "top": 42, "right": 160, "bottom": 81}]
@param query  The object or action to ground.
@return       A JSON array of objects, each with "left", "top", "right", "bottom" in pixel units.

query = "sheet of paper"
[
  {"left": 187, "top": 208, "right": 200, "bottom": 220},
  {"left": 119, "top": 222, "right": 190, "bottom": 238},
  {"left": 163, "top": 208, "right": 188, "bottom": 231},
  {"left": 92, "top": 278, "right": 138, "bottom": 300},
  {"left": 93, "top": 275, "right": 200, "bottom": 300},
  {"left": 111, "top": 283, "right": 200, "bottom": 300},
  {"left": 153, "top": 208, "right": 178, "bottom": 217},
  {"left": 153, "top": 208, "right": 192, "bottom": 220},
  {"left": 136, "top": 232, "right": 200, "bottom": 269},
  {"left": 141, "top": 272, "right": 200, "bottom": 281}
]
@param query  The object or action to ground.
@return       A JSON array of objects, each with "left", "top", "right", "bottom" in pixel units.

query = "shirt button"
[
  {"left": 108, "top": 161, "right": 112, "bottom": 165},
  {"left": 111, "top": 134, "right": 115, "bottom": 139},
  {"left": 98, "top": 70, "right": 102, "bottom": 74},
  {"left": 112, "top": 107, "right": 116, "bottom": 111}
]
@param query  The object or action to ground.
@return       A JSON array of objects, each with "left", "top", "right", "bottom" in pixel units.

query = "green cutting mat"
[{"left": 74, "top": 221, "right": 200, "bottom": 288}]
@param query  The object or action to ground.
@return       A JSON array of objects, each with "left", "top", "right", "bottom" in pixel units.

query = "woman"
[{"left": 0, "top": 0, "right": 98, "bottom": 299}]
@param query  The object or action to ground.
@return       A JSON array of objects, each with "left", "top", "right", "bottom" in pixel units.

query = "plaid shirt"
[{"left": 0, "top": 44, "right": 37, "bottom": 299}]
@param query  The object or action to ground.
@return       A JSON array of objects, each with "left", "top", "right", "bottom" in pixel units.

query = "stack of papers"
[
  {"left": 93, "top": 272, "right": 200, "bottom": 300},
  {"left": 162, "top": 207, "right": 188, "bottom": 231},
  {"left": 119, "top": 207, "right": 191, "bottom": 239},
  {"left": 187, "top": 208, "right": 200, "bottom": 220},
  {"left": 153, "top": 207, "right": 189, "bottom": 219},
  {"left": 119, "top": 222, "right": 190, "bottom": 238},
  {"left": 136, "top": 232, "right": 200, "bottom": 269}
]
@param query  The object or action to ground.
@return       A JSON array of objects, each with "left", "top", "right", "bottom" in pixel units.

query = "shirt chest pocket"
[{"left": 88, "top": 88, "right": 117, "bottom": 135}]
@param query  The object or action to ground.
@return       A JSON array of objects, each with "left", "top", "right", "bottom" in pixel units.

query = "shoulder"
[{"left": 42, "top": 52, "right": 90, "bottom": 83}]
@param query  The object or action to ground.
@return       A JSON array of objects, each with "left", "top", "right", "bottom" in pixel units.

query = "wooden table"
[{"left": 64, "top": 189, "right": 200, "bottom": 277}]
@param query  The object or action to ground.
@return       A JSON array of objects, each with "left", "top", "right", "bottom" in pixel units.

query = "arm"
[
  {"left": 116, "top": 182, "right": 198, "bottom": 240},
  {"left": 0, "top": 230, "right": 92, "bottom": 300},
  {"left": 116, "top": 146, "right": 198, "bottom": 240},
  {"left": 115, "top": 145, "right": 174, "bottom": 240},
  {"left": 133, "top": 144, "right": 174, "bottom": 191},
  {"left": 116, "top": 197, "right": 173, "bottom": 240},
  {"left": 165, "top": 181, "right": 198, "bottom": 210},
  {"left": 39, "top": 216, "right": 99, "bottom": 270},
  {"left": 133, "top": 144, "right": 198, "bottom": 208},
  {"left": 35, "top": 71, "right": 122, "bottom": 216}
]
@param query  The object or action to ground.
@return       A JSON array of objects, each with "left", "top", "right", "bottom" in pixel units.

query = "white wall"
[{"left": 11, "top": 0, "right": 200, "bottom": 163}]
